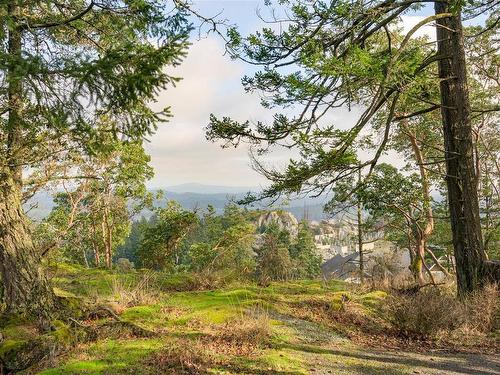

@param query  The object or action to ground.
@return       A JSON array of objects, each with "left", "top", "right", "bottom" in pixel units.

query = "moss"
[
  {"left": 40, "top": 360, "right": 109, "bottom": 374},
  {"left": 1, "top": 323, "right": 36, "bottom": 341},
  {"left": 49, "top": 262, "right": 86, "bottom": 276},
  {"left": 50, "top": 320, "right": 75, "bottom": 346},
  {"left": 158, "top": 272, "right": 199, "bottom": 291},
  {"left": 0, "top": 339, "right": 27, "bottom": 358},
  {"left": 39, "top": 339, "right": 163, "bottom": 374},
  {"left": 121, "top": 305, "right": 161, "bottom": 321},
  {"left": 259, "top": 349, "right": 308, "bottom": 374},
  {"left": 358, "top": 290, "right": 388, "bottom": 310},
  {"left": 120, "top": 305, "right": 167, "bottom": 330},
  {"left": 53, "top": 287, "right": 78, "bottom": 298},
  {"left": 330, "top": 291, "right": 352, "bottom": 310},
  {"left": 163, "top": 290, "right": 250, "bottom": 324},
  {"left": 0, "top": 314, "right": 29, "bottom": 328}
]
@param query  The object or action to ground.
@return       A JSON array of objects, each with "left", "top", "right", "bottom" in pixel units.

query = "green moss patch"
[{"left": 39, "top": 339, "right": 164, "bottom": 374}]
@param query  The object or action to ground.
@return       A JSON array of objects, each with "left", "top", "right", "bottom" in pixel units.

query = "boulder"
[{"left": 257, "top": 211, "right": 299, "bottom": 236}]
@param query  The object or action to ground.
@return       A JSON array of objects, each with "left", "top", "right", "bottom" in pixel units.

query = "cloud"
[{"left": 146, "top": 37, "right": 273, "bottom": 188}]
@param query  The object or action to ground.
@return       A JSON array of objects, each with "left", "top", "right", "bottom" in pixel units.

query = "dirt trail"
[{"left": 273, "top": 312, "right": 500, "bottom": 375}]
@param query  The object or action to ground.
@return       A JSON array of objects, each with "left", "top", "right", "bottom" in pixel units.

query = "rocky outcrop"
[{"left": 257, "top": 211, "right": 299, "bottom": 236}]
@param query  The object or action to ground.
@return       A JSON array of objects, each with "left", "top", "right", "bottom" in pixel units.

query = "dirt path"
[{"left": 273, "top": 313, "right": 500, "bottom": 375}]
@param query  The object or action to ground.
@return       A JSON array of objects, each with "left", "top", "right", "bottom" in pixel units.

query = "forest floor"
[{"left": 2, "top": 264, "right": 499, "bottom": 374}]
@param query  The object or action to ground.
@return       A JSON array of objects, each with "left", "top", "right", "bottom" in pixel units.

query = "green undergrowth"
[
  {"left": 7, "top": 264, "right": 395, "bottom": 374},
  {"left": 38, "top": 339, "right": 164, "bottom": 375}
]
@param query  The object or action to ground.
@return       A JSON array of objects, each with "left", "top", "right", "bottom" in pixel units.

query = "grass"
[
  {"left": 39, "top": 339, "right": 165, "bottom": 375},
  {"left": 33, "top": 267, "right": 371, "bottom": 373},
  {"left": 3, "top": 264, "right": 499, "bottom": 374}
]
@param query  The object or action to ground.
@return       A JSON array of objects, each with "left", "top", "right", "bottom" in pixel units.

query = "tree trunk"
[
  {"left": 91, "top": 222, "right": 101, "bottom": 267},
  {"left": 434, "top": 5, "right": 486, "bottom": 297},
  {"left": 101, "top": 220, "right": 111, "bottom": 268},
  {"left": 403, "top": 120, "right": 438, "bottom": 264},
  {"left": 357, "top": 202, "right": 364, "bottom": 285},
  {"left": 357, "top": 168, "right": 364, "bottom": 284},
  {"left": 0, "top": 3, "right": 55, "bottom": 325},
  {"left": 414, "top": 237, "right": 426, "bottom": 286},
  {"left": 0, "top": 174, "right": 54, "bottom": 325}
]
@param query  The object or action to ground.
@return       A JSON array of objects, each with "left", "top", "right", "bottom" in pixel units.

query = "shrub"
[
  {"left": 110, "top": 273, "right": 158, "bottom": 307},
  {"left": 463, "top": 283, "right": 500, "bottom": 333},
  {"left": 385, "top": 288, "right": 463, "bottom": 338},
  {"left": 257, "top": 245, "right": 293, "bottom": 282},
  {"left": 115, "top": 258, "right": 135, "bottom": 272},
  {"left": 385, "top": 284, "right": 500, "bottom": 340}
]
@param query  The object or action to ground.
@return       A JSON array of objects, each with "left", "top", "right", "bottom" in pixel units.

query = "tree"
[
  {"left": 290, "top": 221, "right": 322, "bottom": 279},
  {"left": 137, "top": 202, "right": 198, "bottom": 270},
  {"left": 325, "top": 165, "right": 380, "bottom": 284},
  {"left": 114, "top": 217, "right": 150, "bottom": 266},
  {"left": 434, "top": 4, "right": 486, "bottom": 295},
  {"left": 466, "top": 21, "right": 500, "bottom": 260},
  {"left": 83, "top": 139, "right": 155, "bottom": 268},
  {"left": 187, "top": 204, "right": 256, "bottom": 278},
  {"left": 256, "top": 223, "right": 293, "bottom": 282},
  {"left": 0, "top": 0, "right": 190, "bottom": 321},
  {"left": 208, "top": 0, "right": 498, "bottom": 295},
  {"left": 37, "top": 138, "right": 155, "bottom": 268},
  {"left": 359, "top": 164, "right": 435, "bottom": 284}
]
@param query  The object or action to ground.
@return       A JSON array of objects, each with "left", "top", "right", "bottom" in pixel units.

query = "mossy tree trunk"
[
  {"left": 0, "top": 3, "right": 55, "bottom": 325},
  {"left": 0, "top": 174, "right": 55, "bottom": 325}
]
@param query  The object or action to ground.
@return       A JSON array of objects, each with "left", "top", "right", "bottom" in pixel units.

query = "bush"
[
  {"left": 463, "top": 283, "right": 500, "bottom": 333},
  {"left": 385, "top": 288, "right": 463, "bottom": 338},
  {"left": 115, "top": 258, "right": 135, "bottom": 272},
  {"left": 385, "top": 284, "right": 500, "bottom": 340}
]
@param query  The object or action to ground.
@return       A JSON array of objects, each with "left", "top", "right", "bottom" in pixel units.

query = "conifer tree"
[
  {"left": 0, "top": 0, "right": 190, "bottom": 322},
  {"left": 208, "top": 0, "right": 499, "bottom": 296}
]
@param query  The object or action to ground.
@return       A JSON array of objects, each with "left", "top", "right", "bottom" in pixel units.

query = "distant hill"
[
  {"left": 26, "top": 184, "right": 332, "bottom": 221},
  {"left": 163, "top": 183, "right": 257, "bottom": 194}
]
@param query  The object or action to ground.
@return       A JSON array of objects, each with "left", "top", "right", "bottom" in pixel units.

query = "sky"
[{"left": 145, "top": 1, "right": 437, "bottom": 189}]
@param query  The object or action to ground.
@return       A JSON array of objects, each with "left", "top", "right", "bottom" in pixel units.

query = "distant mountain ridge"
[
  {"left": 162, "top": 183, "right": 257, "bottom": 194},
  {"left": 26, "top": 183, "right": 331, "bottom": 221}
]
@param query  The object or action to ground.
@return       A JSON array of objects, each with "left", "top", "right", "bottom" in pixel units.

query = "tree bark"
[
  {"left": 434, "top": 5, "right": 486, "bottom": 297},
  {"left": 357, "top": 168, "right": 364, "bottom": 285},
  {"left": 0, "top": 174, "right": 55, "bottom": 325},
  {"left": 414, "top": 235, "right": 426, "bottom": 286},
  {"left": 0, "top": 3, "right": 55, "bottom": 325},
  {"left": 90, "top": 219, "right": 101, "bottom": 267},
  {"left": 101, "top": 219, "right": 111, "bottom": 268}
]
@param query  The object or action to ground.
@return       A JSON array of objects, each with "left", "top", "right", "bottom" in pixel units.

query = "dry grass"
[
  {"left": 210, "top": 308, "right": 272, "bottom": 355},
  {"left": 109, "top": 273, "right": 159, "bottom": 308},
  {"left": 385, "top": 288, "right": 462, "bottom": 338},
  {"left": 463, "top": 283, "right": 500, "bottom": 333},
  {"left": 385, "top": 283, "right": 500, "bottom": 345},
  {"left": 145, "top": 340, "right": 213, "bottom": 374},
  {"left": 143, "top": 309, "right": 272, "bottom": 374}
]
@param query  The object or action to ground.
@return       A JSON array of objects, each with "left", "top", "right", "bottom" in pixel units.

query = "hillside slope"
[{"left": 2, "top": 265, "right": 498, "bottom": 374}]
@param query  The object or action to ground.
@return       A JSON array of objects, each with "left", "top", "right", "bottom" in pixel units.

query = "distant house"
[
  {"left": 321, "top": 244, "right": 412, "bottom": 282},
  {"left": 321, "top": 253, "right": 360, "bottom": 280}
]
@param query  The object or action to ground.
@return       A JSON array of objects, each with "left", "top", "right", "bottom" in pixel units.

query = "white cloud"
[{"left": 146, "top": 37, "right": 273, "bottom": 188}]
